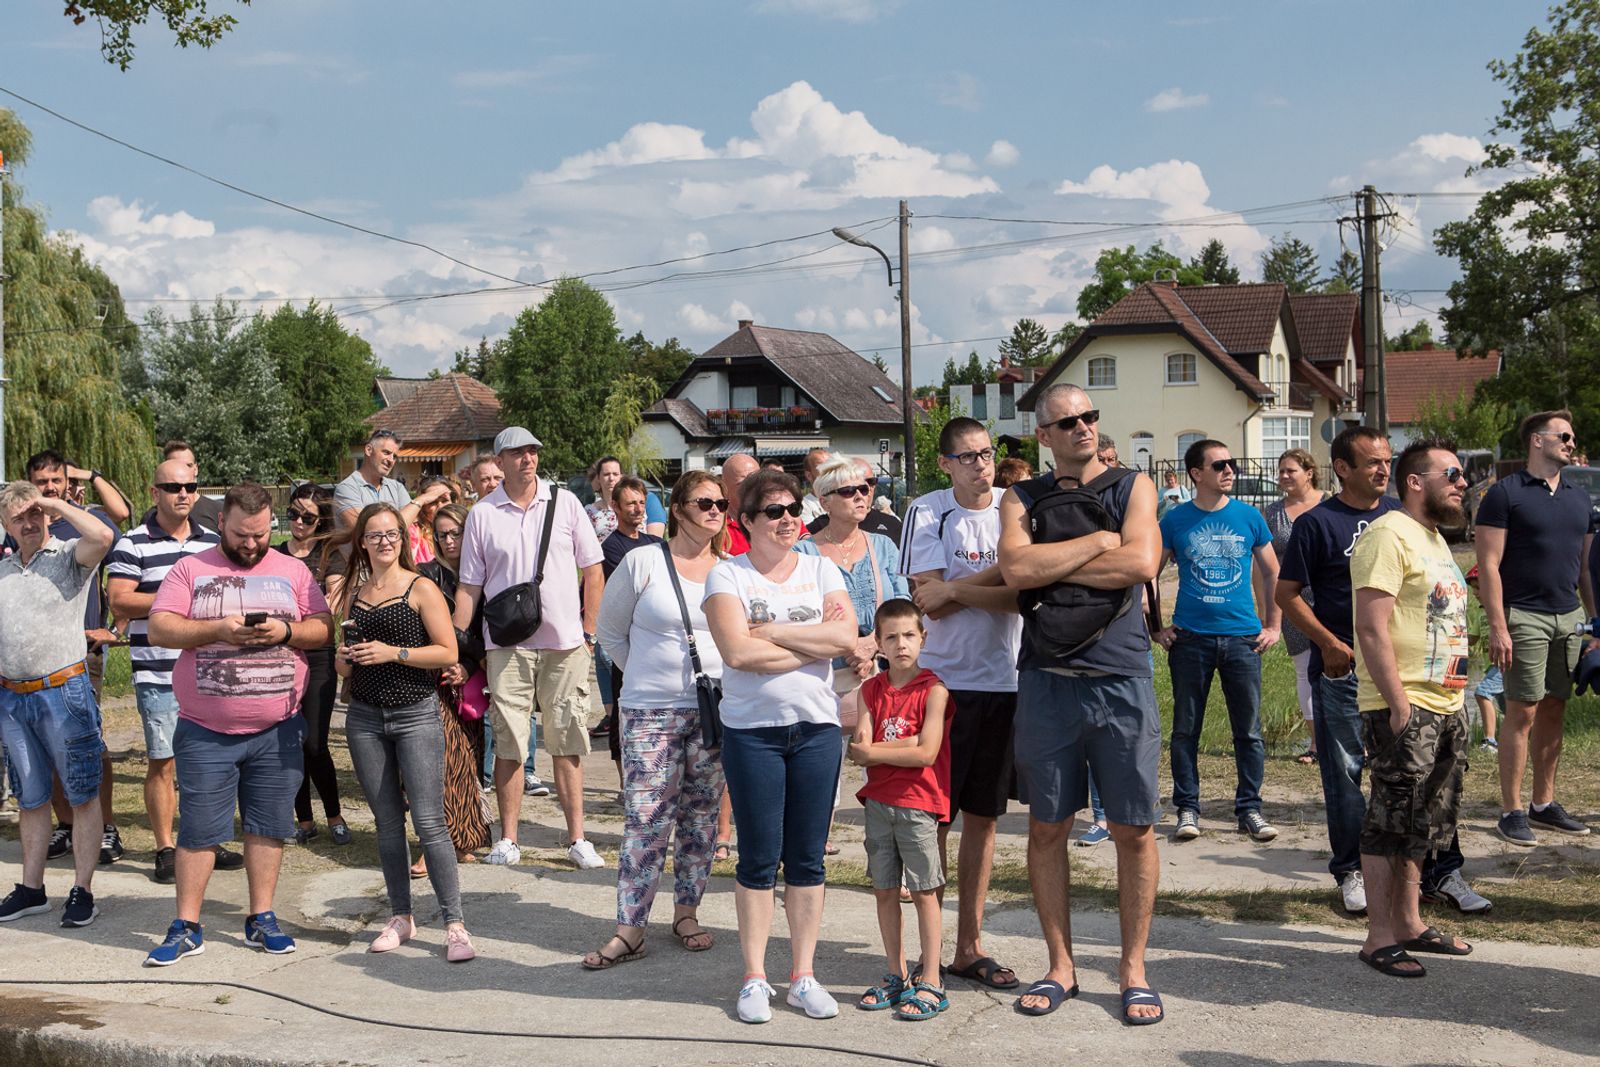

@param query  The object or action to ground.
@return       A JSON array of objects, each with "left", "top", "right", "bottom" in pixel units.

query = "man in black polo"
[{"left": 1476, "top": 409, "right": 1595, "bottom": 845}]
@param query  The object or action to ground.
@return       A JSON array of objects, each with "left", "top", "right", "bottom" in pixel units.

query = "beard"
[
  {"left": 1423, "top": 495, "right": 1466, "bottom": 528},
  {"left": 221, "top": 538, "right": 268, "bottom": 568}
]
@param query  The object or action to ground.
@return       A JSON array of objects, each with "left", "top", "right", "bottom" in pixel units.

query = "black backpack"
[{"left": 1013, "top": 467, "right": 1139, "bottom": 665}]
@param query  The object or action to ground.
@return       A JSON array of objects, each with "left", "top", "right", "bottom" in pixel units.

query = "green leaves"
[
  {"left": 63, "top": 1, "right": 250, "bottom": 71},
  {"left": 1077, "top": 243, "right": 1203, "bottom": 321},
  {"left": 1259, "top": 234, "right": 1321, "bottom": 295}
]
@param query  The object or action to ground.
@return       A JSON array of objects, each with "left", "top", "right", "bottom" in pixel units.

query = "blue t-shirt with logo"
[
  {"left": 1278, "top": 494, "right": 1401, "bottom": 676},
  {"left": 1161, "top": 499, "right": 1274, "bottom": 636}
]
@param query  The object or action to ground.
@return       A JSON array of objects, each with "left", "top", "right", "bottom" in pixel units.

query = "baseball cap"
[{"left": 494, "top": 427, "right": 542, "bottom": 454}]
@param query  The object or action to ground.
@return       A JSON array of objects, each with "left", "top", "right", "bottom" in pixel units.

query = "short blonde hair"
[
  {"left": 812, "top": 454, "right": 862, "bottom": 498},
  {"left": 0, "top": 481, "right": 41, "bottom": 524}
]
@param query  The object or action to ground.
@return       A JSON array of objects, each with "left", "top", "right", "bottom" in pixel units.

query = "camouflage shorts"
[{"left": 1359, "top": 709, "right": 1468, "bottom": 860}]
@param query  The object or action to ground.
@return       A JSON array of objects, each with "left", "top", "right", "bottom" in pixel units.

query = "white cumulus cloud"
[
  {"left": 986, "top": 140, "right": 1020, "bottom": 167},
  {"left": 86, "top": 197, "right": 215, "bottom": 239},
  {"left": 1144, "top": 87, "right": 1210, "bottom": 113}
]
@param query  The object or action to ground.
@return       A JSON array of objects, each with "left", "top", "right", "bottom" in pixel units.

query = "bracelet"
[{"left": 278, "top": 621, "right": 295, "bottom": 647}]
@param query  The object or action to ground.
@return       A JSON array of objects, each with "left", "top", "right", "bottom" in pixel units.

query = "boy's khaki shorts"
[{"left": 863, "top": 798, "right": 945, "bottom": 892}]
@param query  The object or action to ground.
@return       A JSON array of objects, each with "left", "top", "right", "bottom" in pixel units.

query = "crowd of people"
[{"left": 0, "top": 399, "right": 1594, "bottom": 1022}]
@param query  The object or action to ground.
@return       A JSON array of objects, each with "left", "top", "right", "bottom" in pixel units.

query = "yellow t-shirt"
[{"left": 1351, "top": 510, "right": 1469, "bottom": 714}]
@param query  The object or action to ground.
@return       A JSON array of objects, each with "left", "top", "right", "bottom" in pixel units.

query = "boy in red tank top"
[{"left": 847, "top": 598, "right": 953, "bottom": 1020}]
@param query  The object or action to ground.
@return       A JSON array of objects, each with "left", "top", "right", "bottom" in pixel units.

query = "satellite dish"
[{"left": 1320, "top": 418, "right": 1340, "bottom": 444}]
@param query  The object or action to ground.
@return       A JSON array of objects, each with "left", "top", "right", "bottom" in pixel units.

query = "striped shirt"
[{"left": 106, "top": 519, "right": 221, "bottom": 687}]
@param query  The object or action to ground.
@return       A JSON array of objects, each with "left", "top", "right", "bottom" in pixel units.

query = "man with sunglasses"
[
  {"left": 1476, "top": 409, "right": 1596, "bottom": 844},
  {"left": 1157, "top": 440, "right": 1281, "bottom": 845},
  {"left": 140, "top": 442, "right": 222, "bottom": 532},
  {"left": 106, "top": 460, "right": 231, "bottom": 885},
  {"left": 900, "top": 416, "right": 1023, "bottom": 994}
]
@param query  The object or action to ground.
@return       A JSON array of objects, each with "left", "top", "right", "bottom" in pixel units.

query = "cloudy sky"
[{"left": 2, "top": 1, "right": 1538, "bottom": 381}]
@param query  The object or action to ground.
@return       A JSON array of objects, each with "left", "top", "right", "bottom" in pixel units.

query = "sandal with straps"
[
  {"left": 581, "top": 930, "right": 647, "bottom": 970},
  {"left": 671, "top": 916, "right": 713, "bottom": 952}
]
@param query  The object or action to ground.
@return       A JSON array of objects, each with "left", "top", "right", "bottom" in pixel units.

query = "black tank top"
[{"left": 350, "top": 577, "right": 439, "bottom": 708}]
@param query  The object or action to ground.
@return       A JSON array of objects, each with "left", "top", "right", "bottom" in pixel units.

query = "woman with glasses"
[
  {"left": 335, "top": 503, "right": 475, "bottom": 962},
  {"left": 1265, "top": 448, "right": 1327, "bottom": 765},
  {"left": 274, "top": 484, "right": 350, "bottom": 846},
  {"left": 418, "top": 503, "right": 493, "bottom": 867},
  {"left": 409, "top": 477, "right": 460, "bottom": 565},
  {"left": 581, "top": 471, "right": 730, "bottom": 970},
  {"left": 794, "top": 454, "right": 908, "bottom": 855},
  {"left": 704, "top": 470, "right": 858, "bottom": 1023}
]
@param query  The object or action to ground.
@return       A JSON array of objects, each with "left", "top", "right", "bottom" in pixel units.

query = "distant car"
[
  {"left": 1561, "top": 464, "right": 1600, "bottom": 527},
  {"left": 1231, "top": 476, "right": 1278, "bottom": 510}
]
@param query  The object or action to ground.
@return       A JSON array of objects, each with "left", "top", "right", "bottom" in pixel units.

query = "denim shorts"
[
  {"left": 134, "top": 683, "right": 181, "bottom": 761},
  {"left": 0, "top": 669, "right": 104, "bottom": 810},
  {"left": 174, "top": 715, "right": 306, "bottom": 848},
  {"left": 1014, "top": 669, "right": 1161, "bottom": 826}
]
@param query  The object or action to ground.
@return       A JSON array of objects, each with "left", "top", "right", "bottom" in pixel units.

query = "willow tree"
[{"left": 1, "top": 109, "right": 155, "bottom": 485}]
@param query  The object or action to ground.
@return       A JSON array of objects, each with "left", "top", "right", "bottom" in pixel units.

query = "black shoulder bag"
[
  {"left": 658, "top": 541, "right": 723, "bottom": 752},
  {"left": 482, "top": 485, "right": 561, "bottom": 647}
]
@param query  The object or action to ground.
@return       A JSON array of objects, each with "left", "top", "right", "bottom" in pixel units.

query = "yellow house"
[{"left": 1021, "top": 280, "right": 1355, "bottom": 488}]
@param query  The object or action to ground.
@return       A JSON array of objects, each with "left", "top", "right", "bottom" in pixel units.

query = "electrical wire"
[{"left": 0, "top": 978, "right": 946, "bottom": 1066}]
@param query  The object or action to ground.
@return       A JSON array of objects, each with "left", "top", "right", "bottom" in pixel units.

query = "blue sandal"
[
  {"left": 858, "top": 974, "right": 911, "bottom": 1011},
  {"left": 1014, "top": 978, "right": 1079, "bottom": 1017},
  {"left": 893, "top": 982, "right": 948, "bottom": 1021},
  {"left": 1121, "top": 986, "right": 1164, "bottom": 1025}
]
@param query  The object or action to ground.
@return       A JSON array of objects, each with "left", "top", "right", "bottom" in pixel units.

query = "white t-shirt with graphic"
[
  {"left": 899, "top": 487, "right": 1021, "bottom": 692},
  {"left": 703, "top": 552, "right": 847, "bottom": 729}
]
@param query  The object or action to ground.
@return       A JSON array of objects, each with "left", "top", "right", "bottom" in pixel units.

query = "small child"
[
  {"left": 1465, "top": 565, "right": 1502, "bottom": 750},
  {"left": 848, "top": 599, "right": 952, "bottom": 1021}
]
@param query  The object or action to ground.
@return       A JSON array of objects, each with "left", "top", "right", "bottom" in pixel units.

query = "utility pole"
[
  {"left": 1360, "top": 184, "right": 1388, "bottom": 434},
  {"left": 898, "top": 199, "right": 915, "bottom": 499}
]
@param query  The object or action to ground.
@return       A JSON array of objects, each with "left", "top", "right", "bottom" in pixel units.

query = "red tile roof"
[
  {"left": 1292, "top": 358, "right": 1349, "bottom": 404},
  {"left": 1169, "top": 283, "right": 1287, "bottom": 353},
  {"left": 1385, "top": 345, "right": 1502, "bottom": 424},
  {"left": 687, "top": 322, "right": 908, "bottom": 425},
  {"left": 1288, "top": 293, "right": 1361, "bottom": 365},
  {"left": 365, "top": 373, "right": 505, "bottom": 444}
]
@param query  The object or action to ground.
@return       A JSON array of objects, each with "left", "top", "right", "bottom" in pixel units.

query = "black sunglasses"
[
  {"left": 829, "top": 483, "right": 872, "bottom": 498},
  {"left": 1536, "top": 430, "right": 1576, "bottom": 445},
  {"left": 1420, "top": 466, "right": 1466, "bottom": 483},
  {"left": 154, "top": 481, "right": 199, "bottom": 495},
  {"left": 288, "top": 508, "right": 320, "bottom": 524},
  {"left": 756, "top": 501, "right": 805, "bottom": 521},
  {"left": 1041, "top": 409, "right": 1100, "bottom": 432},
  {"left": 687, "top": 497, "right": 730, "bottom": 513},
  {"left": 1209, "top": 459, "right": 1240, "bottom": 474}
]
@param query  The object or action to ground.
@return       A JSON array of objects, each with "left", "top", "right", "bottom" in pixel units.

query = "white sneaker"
[
  {"left": 1339, "top": 870, "right": 1368, "bottom": 914},
  {"left": 485, "top": 839, "right": 521, "bottom": 865},
  {"left": 786, "top": 975, "right": 839, "bottom": 1019},
  {"left": 567, "top": 839, "right": 604, "bottom": 870},
  {"left": 737, "top": 977, "right": 776, "bottom": 1023}
]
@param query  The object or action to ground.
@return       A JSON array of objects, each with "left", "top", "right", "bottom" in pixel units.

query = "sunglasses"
[
  {"left": 1040, "top": 409, "right": 1100, "bottom": 433},
  {"left": 756, "top": 501, "right": 805, "bottom": 521},
  {"left": 1209, "top": 459, "right": 1240, "bottom": 474},
  {"left": 829, "top": 483, "right": 872, "bottom": 498},
  {"left": 687, "top": 497, "right": 730, "bottom": 513},
  {"left": 1536, "top": 430, "right": 1576, "bottom": 445},
  {"left": 288, "top": 509, "right": 319, "bottom": 525},
  {"left": 154, "top": 482, "right": 200, "bottom": 495},
  {"left": 1419, "top": 466, "right": 1466, "bottom": 483}
]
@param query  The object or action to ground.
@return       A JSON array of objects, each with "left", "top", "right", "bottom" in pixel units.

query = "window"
[
  {"left": 1000, "top": 380, "right": 1016, "bottom": 419},
  {"left": 1262, "top": 415, "right": 1311, "bottom": 458},
  {"left": 1166, "top": 352, "right": 1197, "bottom": 385},
  {"left": 971, "top": 390, "right": 988, "bottom": 420},
  {"left": 1176, "top": 431, "right": 1207, "bottom": 462},
  {"left": 1086, "top": 356, "right": 1117, "bottom": 388},
  {"left": 730, "top": 385, "right": 758, "bottom": 408}
]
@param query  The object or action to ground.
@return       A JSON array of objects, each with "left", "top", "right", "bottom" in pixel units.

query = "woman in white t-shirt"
[
  {"left": 704, "top": 470, "right": 857, "bottom": 1024},
  {"left": 582, "top": 471, "right": 729, "bottom": 971}
]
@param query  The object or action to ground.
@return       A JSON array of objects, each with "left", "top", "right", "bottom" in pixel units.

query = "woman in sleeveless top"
[
  {"left": 334, "top": 503, "right": 475, "bottom": 962},
  {"left": 1264, "top": 448, "right": 1326, "bottom": 764}
]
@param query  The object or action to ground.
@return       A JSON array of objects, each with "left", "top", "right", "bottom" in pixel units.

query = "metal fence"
[{"left": 1141, "top": 457, "right": 1333, "bottom": 510}]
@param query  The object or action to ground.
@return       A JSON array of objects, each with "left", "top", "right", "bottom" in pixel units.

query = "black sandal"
[
  {"left": 671, "top": 916, "right": 713, "bottom": 952},
  {"left": 581, "top": 930, "right": 646, "bottom": 970},
  {"left": 1404, "top": 926, "right": 1472, "bottom": 956},
  {"left": 1359, "top": 944, "right": 1426, "bottom": 978}
]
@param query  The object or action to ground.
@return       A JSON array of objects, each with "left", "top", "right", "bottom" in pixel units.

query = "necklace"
[{"left": 823, "top": 526, "right": 863, "bottom": 562}]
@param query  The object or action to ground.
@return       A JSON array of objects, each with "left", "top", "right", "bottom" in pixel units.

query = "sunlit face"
[
  {"left": 1193, "top": 446, "right": 1236, "bottom": 494},
  {"left": 168, "top": 448, "right": 199, "bottom": 480},
  {"left": 1034, "top": 390, "right": 1098, "bottom": 466},
  {"left": 471, "top": 461, "right": 504, "bottom": 498},
  {"left": 367, "top": 436, "right": 400, "bottom": 477},
  {"left": 29, "top": 465, "right": 68, "bottom": 500},
  {"left": 938, "top": 429, "right": 996, "bottom": 497},
  {"left": 1334, "top": 436, "right": 1392, "bottom": 501},
  {"left": 595, "top": 461, "right": 622, "bottom": 497},
  {"left": 749, "top": 490, "right": 803, "bottom": 548},
  {"left": 1, "top": 495, "right": 48, "bottom": 555},
  {"left": 1412, "top": 449, "right": 1467, "bottom": 526},
  {"left": 875, "top": 616, "right": 925, "bottom": 670},
  {"left": 220, "top": 507, "right": 273, "bottom": 568},
  {"left": 721, "top": 455, "right": 760, "bottom": 510},
  {"left": 615, "top": 487, "right": 648, "bottom": 532},
  {"left": 499, "top": 445, "right": 540, "bottom": 485},
  {"left": 673, "top": 478, "right": 728, "bottom": 540},
  {"left": 1277, "top": 458, "right": 1311, "bottom": 496},
  {"left": 151, "top": 459, "right": 196, "bottom": 524},
  {"left": 361, "top": 511, "right": 404, "bottom": 567},
  {"left": 822, "top": 472, "right": 872, "bottom": 524},
  {"left": 1530, "top": 418, "right": 1576, "bottom": 465},
  {"left": 433, "top": 515, "right": 463, "bottom": 565}
]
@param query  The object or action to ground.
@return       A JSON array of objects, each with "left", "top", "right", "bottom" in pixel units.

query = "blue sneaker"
[
  {"left": 244, "top": 910, "right": 296, "bottom": 954},
  {"left": 1496, "top": 810, "right": 1537, "bottom": 847},
  {"left": 1075, "top": 823, "right": 1111, "bottom": 847},
  {"left": 145, "top": 920, "right": 205, "bottom": 966}
]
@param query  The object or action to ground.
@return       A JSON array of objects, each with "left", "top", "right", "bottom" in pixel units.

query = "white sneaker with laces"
[
  {"left": 485, "top": 839, "right": 521, "bottom": 865},
  {"left": 786, "top": 975, "right": 839, "bottom": 1019},
  {"left": 737, "top": 977, "right": 776, "bottom": 1023},
  {"left": 567, "top": 839, "right": 604, "bottom": 870},
  {"left": 1339, "top": 870, "right": 1368, "bottom": 914}
]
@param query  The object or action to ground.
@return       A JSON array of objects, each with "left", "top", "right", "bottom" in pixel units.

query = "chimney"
[
  {"left": 738, "top": 319, "right": 754, "bottom": 330},
  {"left": 1152, "top": 267, "right": 1179, "bottom": 289}
]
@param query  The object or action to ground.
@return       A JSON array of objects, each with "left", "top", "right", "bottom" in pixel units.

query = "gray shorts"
[
  {"left": 1014, "top": 669, "right": 1162, "bottom": 826},
  {"left": 862, "top": 799, "right": 944, "bottom": 892}
]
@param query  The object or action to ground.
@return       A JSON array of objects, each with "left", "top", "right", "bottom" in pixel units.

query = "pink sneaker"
[
  {"left": 369, "top": 915, "right": 415, "bottom": 953},
  {"left": 445, "top": 925, "right": 476, "bottom": 963}
]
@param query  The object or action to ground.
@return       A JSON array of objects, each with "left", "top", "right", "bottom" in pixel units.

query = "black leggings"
[{"left": 295, "top": 647, "right": 342, "bottom": 823}]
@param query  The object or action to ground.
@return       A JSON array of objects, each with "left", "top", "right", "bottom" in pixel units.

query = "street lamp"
[{"left": 833, "top": 199, "right": 916, "bottom": 499}]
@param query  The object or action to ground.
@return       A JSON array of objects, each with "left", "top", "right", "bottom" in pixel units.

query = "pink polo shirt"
[{"left": 459, "top": 479, "right": 603, "bottom": 652}]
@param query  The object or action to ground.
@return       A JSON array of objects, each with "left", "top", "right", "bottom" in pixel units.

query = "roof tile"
[
  {"left": 365, "top": 373, "right": 505, "bottom": 443},
  {"left": 1288, "top": 293, "right": 1361, "bottom": 364},
  {"left": 694, "top": 323, "right": 907, "bottom": 425},
  {"left": 1384, "top": 346, "right": 1501, "bottom": 424}
]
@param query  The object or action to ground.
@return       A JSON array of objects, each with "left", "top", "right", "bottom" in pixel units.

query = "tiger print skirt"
[{"left": 439, "top": 681, "right": 493, "bottom": 854}]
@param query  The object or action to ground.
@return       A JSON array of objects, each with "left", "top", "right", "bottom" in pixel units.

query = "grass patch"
[{"left": 102, "top": 645, "right": 131, "bottom": 700}]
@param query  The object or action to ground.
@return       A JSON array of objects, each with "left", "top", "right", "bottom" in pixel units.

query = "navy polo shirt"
[{"left": 1475, "top": 469, "right": 1591, "bottom": 615}]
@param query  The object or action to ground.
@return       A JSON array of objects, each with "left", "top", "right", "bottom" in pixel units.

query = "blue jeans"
[
  {"left": 1088, "top": 770, "right": 1105, "bottom": 824},
  {"left": 1168, "top": 631, "right": 1265, "bottom": 818},
  {"left": 482, "top": 708, "right": 540, "bottom": 779},
  {"left": 594, "top": 643, "right": 615, "bottom": 708},
  {"left": 0, "top": 669, "right": 104, "bottom": 809},
  {"left": 719, "top": 721, "right": 840, "bottom": 890}
]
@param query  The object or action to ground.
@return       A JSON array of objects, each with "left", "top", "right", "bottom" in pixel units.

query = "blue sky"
[{"left": 1, "top": 1, "right": 1542, "bottom": 380}]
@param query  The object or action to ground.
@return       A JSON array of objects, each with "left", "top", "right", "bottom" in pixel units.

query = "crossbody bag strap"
[
  {"left": 658, "top": 541, "right": 705, "bottom": 676},
  {"left": 532, "top": 484, "right": 560, "bottom": 585},
  {"left": 865, "top": 533, "right": 883, "bottom": 607}
]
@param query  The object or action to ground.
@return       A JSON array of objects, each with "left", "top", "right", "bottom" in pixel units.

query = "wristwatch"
[
  {"left": 583, "top": 632, "right": 596, "bottom": 646},
  {"left": 397, "top": 648, "right": 410, "bottom": 662}
]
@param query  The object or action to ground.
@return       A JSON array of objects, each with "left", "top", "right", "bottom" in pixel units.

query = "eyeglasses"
[
  {"left": 154, "top": 482, "right": 199, "bottom": 495},
  {"left": 1536, "top": 430, "right": 1576, "bottom": 445},
  {"left": 1419, "top": 466, "right": 1466, "bottom": 483},
  {"left": 1040, "top": 409, "right": 1100, "bottom": 433},
  {"left": 1209, "top": 459, "right": 1240, "bottom": 474},
  {"left": 756, "top": 501, "right": 804, "bottom": 521},
  {"left": 362, "top": 530, "right": 403, "bottom": 545},
  {"left": 942, "top": 447, "right": 997, "bottom": 467},
  {"left": 435, "top": 528, "right": 463, "bottom": 542},
  {"left": 687, "top": 497, "right": 730, "bottom": 513},
  {"left": 829, "top": 483, "right": 872, "bottom": 498},
  {"left": 288, "top": 509, "right": 319, "bottom": 525}
]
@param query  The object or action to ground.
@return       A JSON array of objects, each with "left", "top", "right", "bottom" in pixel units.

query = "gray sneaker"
[
  {"left": 1527, "top": 801, "right": 1591, "bottom": 836},
  {"left": 1238, "top": 811, "right": 1279, "bottom": 842},
  {"left": 1422, "top": 870, "right": 1492, "bottom": 914},
  {"left": 523, "top": 773, "right": 551, "bottom": 798},
  {"left": 1173, "top": 809, "right": 1201, "bottom": 841}
]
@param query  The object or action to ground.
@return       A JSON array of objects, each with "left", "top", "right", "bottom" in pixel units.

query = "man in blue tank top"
[{"left": 999, "top": 383, "right": 1165, "bottom": 1025}]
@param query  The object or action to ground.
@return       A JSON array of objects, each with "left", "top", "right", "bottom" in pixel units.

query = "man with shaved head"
[{"left": 720, "top": 454, "right": 760, "bottom": 556}]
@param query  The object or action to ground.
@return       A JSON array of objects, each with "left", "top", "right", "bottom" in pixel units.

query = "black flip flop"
[
  {"left": 948, "top": 955, "right": 1020, "bottom": 990},
  {"left": 1404, "top": 926, "right": 1472, "bottom": 956},
  {"left": 1359, "top": 943, "right": 1426, "bottom": 977},
  {"left": 1014, "top": 978, "right": 1079, "bottom": 1017}
]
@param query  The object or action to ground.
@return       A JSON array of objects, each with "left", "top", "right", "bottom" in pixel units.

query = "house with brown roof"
[
  {"left": 1383, "top": 343, "right": 1502, "bottom": 449},
  {"left": 1020, "top": 279, "right": 1355, "bottom": 474},
  {"left": 349, "top": 373, "right": 507, "bottom": 484},
  {"left": 642, "top": 320, "right": 913, "bottom": 479},
  {"left": 945, "top": 356, "right": 1044, "bottom": 448}
]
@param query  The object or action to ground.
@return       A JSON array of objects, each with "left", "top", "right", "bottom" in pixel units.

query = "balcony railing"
[
  {"left": 1264, "top": 382, "right": 1321, "bottom": 411},
  {"left": 706, "top": 407, "right": 821, "bottom": 433}
]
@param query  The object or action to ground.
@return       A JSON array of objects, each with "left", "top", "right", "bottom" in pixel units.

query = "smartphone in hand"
[
  {"left": 243, "top": 611, "right": 268, "bottom": 627},
  {"left": 341, "top": 619, "right": 363, "bottom": 646}
]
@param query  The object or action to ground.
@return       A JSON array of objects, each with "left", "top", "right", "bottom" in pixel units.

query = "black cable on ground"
[{"left": 0, "top": 978, "right": 947, "bottom": 1066}]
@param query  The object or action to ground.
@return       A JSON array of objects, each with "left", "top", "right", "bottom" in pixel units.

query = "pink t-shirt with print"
[{"left": 151, "top": 546, "right": 331, "bottom": 734}]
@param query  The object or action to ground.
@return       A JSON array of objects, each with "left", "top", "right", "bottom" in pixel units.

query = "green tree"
[
  {"left": 495, "top": 277, "right": 631, "bottom": 475},
  {"left": 1386, "top": 320, "right": 1435, "bottom": 351},
  {"left": 450, "top": 336, "right": 499, "bottom": 383},
  {"left": 871, "top": 351, "right": 889, "bottom": 375},
  {"left": 622, "top": 331, "right": 696, "bottom": 396},
  {"left": 940, "top": 350, "right": 991, "bottom": 390},
  {"left": 1076, "top": 243, "right": 1203, "bottom": 321},
  {"left": 598, "top": 374, "right": 665, "bottom": 481},
  {"left": 1434, "top": 0, "right": 1600, "bottom": 444},
  {"left": 1406, "top": 383, "right": 1510, "bottom": 451},
  {"left": 1259, "top": 233, "right": 1321, "bottom": 293},
  {"left": 1049, "top": 321, "right": 1083, "bottom": 357},
  {"left": 253, "top": 301, "right": 385, "bottom": 478},
  {"left": 1189, "top": 238, "right": 1241, "bottom": 284},
  {"left": 998, "top": 318, "right": 1052, "bottom": 367},
  {"left": 1, "top": 109, "right": 155, "bottom": 485},
  {"left": 913, "top": 400, "right": 956, "bottom": 494},
  {"left": 138, "top": 301, "right": 295, "bottom": 484},
  {"left": 1323, "top": 247, "right": 1362, "bottom": 294},
  {"left": 64, "top": 0, "right": 251, "bottom": 70}
]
